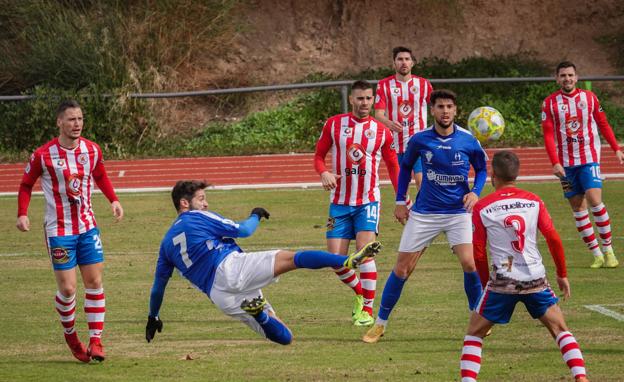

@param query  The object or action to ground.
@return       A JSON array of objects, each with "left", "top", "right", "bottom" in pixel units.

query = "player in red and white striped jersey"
[
  {"left": 541, "top": 61, "right": 623, "bottom": 269},
  {"left": 459, "top": 151, "right": 587, "bottom": 382},
  {"left": 16, "top": 100, "right": 123, "bottom": 363},
  {"left": 315, "top": 80, "right": 402, "bottom": 326},
  {"left": 375, "top": 46, "right": 432, "bottom": 190}
]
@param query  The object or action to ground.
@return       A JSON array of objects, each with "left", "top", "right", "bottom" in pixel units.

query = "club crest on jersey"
[
  {"left": 424, "top": 150, "right": 433, "bottom": 164},
  {"left": 399, "top": 101, "right": 412, "bottom": 117},
  {"left": 77, "top": 153, "right": 88, "bottom": 165},
  {"left": 326, "top": 217, "right": 335, "bottom": 231},
  {"left": 577, "top": 101, "right": 587, "bottom": 110},
  {"left": 565, "top": 116, "right": 580, "bottom": 134},
  {"left": 50, "top": 247, "right": 70, "bottom": 264},
  {"left": 364, "top": 128, "right": 375, "bottom": 139},
  {"left": 390, "top": 87, "right": 401, "bottom": 97},
  {"left": 410, "top": 85, "right": 419, "bottom": 94},
  {"left": 451, "top": 152, "right": 465, "bottom": 166},
  {"left": 346, "top": 143, "right": 366, "bottom": 165},
  {"left": 342, "top": 126, "right": 353, "bottom": 137},
  {"left": 67, "top": 174, "right": 82, "bottom": 196}
]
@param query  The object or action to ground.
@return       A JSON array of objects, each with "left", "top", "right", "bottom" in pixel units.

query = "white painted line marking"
[
  {"left": 1, "top": 177, "right": 624, "bottom": 196},
  {"left": 584, "top": 304, "right": 624, "bottom": 321}
]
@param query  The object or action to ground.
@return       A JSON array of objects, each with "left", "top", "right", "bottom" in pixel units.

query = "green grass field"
[{"left": 1, "top": 182, "right": 622, "bottom": 381}]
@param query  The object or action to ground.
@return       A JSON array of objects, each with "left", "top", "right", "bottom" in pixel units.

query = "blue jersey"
[
  {"left": 397, "top": 124, "right": 488, "bottom": 214},
  {"left": 155, "top": 210, "right": 257, "bottom": 296}
]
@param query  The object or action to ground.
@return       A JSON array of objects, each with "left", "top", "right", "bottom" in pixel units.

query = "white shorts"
[
  {"left": 210, "top": 250, "right": 279, "bottom": 335},
  {"left": 398, "top": 212, "right": 472, "bottom": 253}
]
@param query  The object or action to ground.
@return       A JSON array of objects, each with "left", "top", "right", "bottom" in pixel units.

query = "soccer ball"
[{"left": 467, "top": 106, "right": 505, "bottom": 144}]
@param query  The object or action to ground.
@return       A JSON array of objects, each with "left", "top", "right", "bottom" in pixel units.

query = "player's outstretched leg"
[
  {"left": 241, "top": 297, "right": 292, "bottom": 345},
  {"left": 343, "top": 241, "right": 382, "bottom": 269}
]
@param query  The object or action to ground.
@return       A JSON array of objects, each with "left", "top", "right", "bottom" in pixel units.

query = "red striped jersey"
[
  {"left": 17, "top": 137, "right": 118, "bottom": 237},
  {"left": 314, "top": 113, "right": 399, "bottom": 206},
  {"left": 375, "top": 74, "right": 432, "bottom": 154},
  {"left": 541, "top": 89, "right": 620, "bottom": 167},
  {"left": 472, "top": 187, "right": 565, "bottom": 294}
]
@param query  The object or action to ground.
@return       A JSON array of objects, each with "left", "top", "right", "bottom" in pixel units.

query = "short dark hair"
[
  {"left": 392, "top": 46, "right": 413, "bottom": 60},
  {"left": 56, "top": 99, "right": 81, "bottom": 118},
  {"left": 171, "top": 180, "right": 209, "bottom": 212},
  {"left": 351, "top": 80, "right": 372, "bottom": 92},
  {"left": 430, "top": 89, "right": 457, "bottom": 106},
  {"left": 492, "top": 150, "right": 520, "bottom": 182},
  {"left": 556, "top": 61, "right": 576, "bottom": 75}
]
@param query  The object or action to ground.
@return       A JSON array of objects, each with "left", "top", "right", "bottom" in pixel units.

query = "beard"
[{"left": 435, "top": 118, "right": 453, "bottom": 129}]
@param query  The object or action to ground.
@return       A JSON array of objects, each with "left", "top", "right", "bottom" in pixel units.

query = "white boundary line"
[
  {"left": 584, "top": 304, "right": 624, "bottom": 322},
  {"left": 2, "top": 175, "right": 624, "bottom": 196}
]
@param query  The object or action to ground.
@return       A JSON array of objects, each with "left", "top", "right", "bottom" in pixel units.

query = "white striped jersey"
[
  {"left": 314, "top": 113, "right": 399, "bottom": 206},
  {"left": 375, "top": 74, "right": 432, "bottom": 154},
  {"left": 541, "top": 89, "right": 619, "bottom": 167},
  {"left": 18, "top": 137, "right": 118, "bottom": 237}
]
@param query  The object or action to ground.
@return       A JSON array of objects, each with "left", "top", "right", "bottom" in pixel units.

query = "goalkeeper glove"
[
  {"left": 251, "top": 207, "right": 270, "bottom": 220},
  {"left": 146, "top": 316, "right": 163, "bottom": 343}
]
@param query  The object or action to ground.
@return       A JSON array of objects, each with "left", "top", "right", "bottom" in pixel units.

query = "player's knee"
[
  {"left": 58, "top": 286, "right": 76, "bottom": 298},
  {"left": 393, "top": 265, "right": 411, "bottom": 279}
]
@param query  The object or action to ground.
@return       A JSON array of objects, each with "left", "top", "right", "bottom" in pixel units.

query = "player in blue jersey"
[
  {"left": 363, "top": 89, "right": 488, "bottom": 343},
  {"left": 145, "top": 180, "right": 382, "bottom": 345}
]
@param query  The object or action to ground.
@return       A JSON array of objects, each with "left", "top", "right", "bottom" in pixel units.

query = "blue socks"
[
  {"left": 464, "top": 271, "right": 483, "bottom": 311},
  {"left": 293, "top": 250, "right": 345, "bottom": 269},
  {"left": 378, "top": 271, "right": 407, "bottom": 321},
  {"left": 253, "top": 311, "right": 292, "bottom": 345}
]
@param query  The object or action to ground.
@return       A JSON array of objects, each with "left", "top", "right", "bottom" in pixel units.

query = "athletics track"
[{"left": 1, "top": 146, "right": 623, "bottom": 195}]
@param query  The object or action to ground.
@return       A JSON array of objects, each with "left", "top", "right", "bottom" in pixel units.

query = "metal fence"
[{"left": 1, "top": 76, "right": 623, "bottom": 113}]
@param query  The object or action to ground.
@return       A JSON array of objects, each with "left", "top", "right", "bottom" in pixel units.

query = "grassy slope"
[{"left": 0, "top": 183, "right": 622, "bottom": 381}]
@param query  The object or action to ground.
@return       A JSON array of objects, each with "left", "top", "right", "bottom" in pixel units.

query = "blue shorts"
[
  {"left": 326, "top": 202, "right": 380, "bottom": 240},
  {"left": 46, "top": 227, "right": 104, "bottom": 270},
  {"left": 476, "top": 287, "right": 559, "bottom": 324},
  {"left": 563, "top": 163, "right": 602, "bottom": 198},
  {"left": 398, "top": 153, "right": 423, "bottom": 174}
]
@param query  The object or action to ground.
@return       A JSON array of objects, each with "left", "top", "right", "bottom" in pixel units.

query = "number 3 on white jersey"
[
  {"left": 504, "top": 215, "right": 526, "bottom": 253},
  {"left": 173, "top": 232, "right": 193, "bottom": 268}
]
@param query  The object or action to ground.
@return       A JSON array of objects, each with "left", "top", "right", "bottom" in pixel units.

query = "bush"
[
  {"left": 0, "top": 85, "right": 157, "bottom": 159},
  {"left": 187, "top": 55, "right": 624, "bottom": 155}
]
